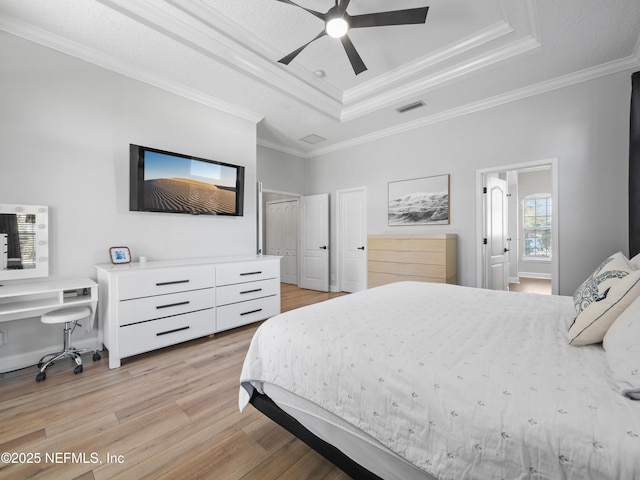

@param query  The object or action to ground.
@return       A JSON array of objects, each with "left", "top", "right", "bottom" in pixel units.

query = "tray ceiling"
[{"left": 1, "top": 0, "right": 639, "bottom": 156}]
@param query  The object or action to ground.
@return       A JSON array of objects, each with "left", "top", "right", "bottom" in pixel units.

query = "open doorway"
[{"left": 476, "top": 159, "right": 559, "bottom": 295}]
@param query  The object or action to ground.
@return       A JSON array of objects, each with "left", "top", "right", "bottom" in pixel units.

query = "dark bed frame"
[{"left": 249, "top": 390, "right": 382, "bottom": 479}]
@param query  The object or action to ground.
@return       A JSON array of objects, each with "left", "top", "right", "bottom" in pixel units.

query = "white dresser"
[{"left": 95, "top": 255, "right": 280, "bottom": 369}]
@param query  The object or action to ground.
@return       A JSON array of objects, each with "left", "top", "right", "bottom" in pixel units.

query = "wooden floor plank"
[{"left": 0, "top": 284, "right": 351, "bottom": 480}]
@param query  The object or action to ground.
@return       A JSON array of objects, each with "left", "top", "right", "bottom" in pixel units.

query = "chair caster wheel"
[
  {"left": 93, "top": 352, "right": 101, "bottom": 362},
  {"left": 74, "top": 365, "right": 83, "bottom": 375},
  {"left": 36, "top": 372, "right": 46, "bottom": 382}
]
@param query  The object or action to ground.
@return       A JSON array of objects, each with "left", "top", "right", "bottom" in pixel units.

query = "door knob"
[
  {"left": 357, "top": 246, "right": 365, "bottom": 250},
  {"left": 320, "top": 246, "right": 327, "bottom": 250}
]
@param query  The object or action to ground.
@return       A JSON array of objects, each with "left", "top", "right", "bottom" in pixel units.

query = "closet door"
[
  {"left": 282, "top": 200, "right": 298, "bottom": 285},
  {"left": 266, "top": 200, "right": 298, "bottom": 285}
]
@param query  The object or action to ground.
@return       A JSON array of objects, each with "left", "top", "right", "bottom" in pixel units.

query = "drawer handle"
[
  {"left": 240, "top": 288, "right": 262, "bottom": 295},
  {"left": 240, "top": 271, "right": 262, "bottom": 276},
  {"left": 240, "top": 308, "right": 263, "bottom": 316},
  {"left": 156, "top": 301, "right": 190, "bottom": 310},
  {"left": 156, "top": 280, "right": 190, "bottom": 286},
  {"left": 156, "top": 326, "right": 190, "bottom": 336}
]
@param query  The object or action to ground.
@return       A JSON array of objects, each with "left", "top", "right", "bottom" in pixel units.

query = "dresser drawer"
[
  {"left": 216, "top": 278, "right": 279, "bottom": 307},
  {"left": 118, "top": 309, "right": 214, "bottom": 358},
  {"left": 216, "top": 260, "right": 279, "bottom": 286},
  {"left": 118, "top": 288, "right": 214, "bottom": 326},
  {"left": 118, "top": 265, "right": 215, "bottom": 300},
  {"left": 216, "top": 295, "right": 280, "bottom": 332}
]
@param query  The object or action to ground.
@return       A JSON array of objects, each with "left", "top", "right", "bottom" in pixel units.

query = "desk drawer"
[
  {"left": 119, "top": 288, "right": 214, "bottom": 326},
  {"left": 118, "top": 309, "right": 214, "bottom": 358},
  {"left": 216, "top": 279, "right": 279, "bottom": 306},
  {"left": 118, "top": 266, "right": 215, "bottom": 300},
  {"left": 216, "top": 295, "right": 280, "bottom": 332},
  {"left": 216, "top": 260, "right": 279, "bottom": 286}
]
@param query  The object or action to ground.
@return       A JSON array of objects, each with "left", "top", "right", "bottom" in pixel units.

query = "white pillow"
[
  {"left": 568, "top": 252, "right": 640, "bottom": 345},
  {"left": 603, "top": 295, "right": 640, "bottom": 400},
  {"left": 630, "top": 253, "right": 640, "bottom": 270}
]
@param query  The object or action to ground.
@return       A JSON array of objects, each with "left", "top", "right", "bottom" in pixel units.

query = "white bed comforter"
[{"left": 239, "top": 282, "right": 640, "bottom": 479}]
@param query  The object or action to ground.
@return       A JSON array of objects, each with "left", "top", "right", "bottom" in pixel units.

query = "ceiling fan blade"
[
  {"left": 349, "top": 7, "right": 429, "bottom": 28},
  {"left": 275, "top": 0, "right": 326, "bottom": 21},
  {"left": 278, "top": 30, "right": 327, "bottom": 65},
  {"left": 340, "top": 34, "right": 367, "bottom": 75},
  {"left": 338, "top": 0, "right": 351, "bottom": 14}
]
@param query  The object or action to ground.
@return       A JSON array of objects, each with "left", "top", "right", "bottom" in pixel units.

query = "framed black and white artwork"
[{"left": 388, "top": 174, "right": 450, "bottom": 225}]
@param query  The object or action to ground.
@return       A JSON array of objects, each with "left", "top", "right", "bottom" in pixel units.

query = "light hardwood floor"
[
  {"left": 508, "top": 277, "right": 552, "bottom": 295},
  {"left": 0, "top": 284, "right": 349, "bottom": 480}
]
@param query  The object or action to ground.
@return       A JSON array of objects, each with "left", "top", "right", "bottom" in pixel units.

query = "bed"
[{"left": 239, "top": 277, "right": 640, "bottom": 479}]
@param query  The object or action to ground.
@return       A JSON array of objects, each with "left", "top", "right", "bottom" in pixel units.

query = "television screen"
[{"left": 130, "top": 144, "right": 245, "bottom": 216}]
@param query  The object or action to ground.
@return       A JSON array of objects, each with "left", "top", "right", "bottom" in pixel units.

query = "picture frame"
[
  {"left": 388, "top": 174, "right": 450, "bottom": 225},
  {"left": 109, "top": 246, "right": 131, "bottom": 264}
]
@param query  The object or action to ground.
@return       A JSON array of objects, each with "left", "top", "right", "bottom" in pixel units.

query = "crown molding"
[
  {"left": 98, "top": 0, "right": 343, "bottom": 121},
  {"left": 306, "top": 52, "right": 640, "bottom": 158},
  {"left": 257, "top": 138, "right": 308, "bottom": 158},
  {"left": 343, "top": 20, "right": 514, "bottom": 105},
  {"left": 94, "top": 0, "right": 546, "bottom": 125},
  {"left": 165, "top": 0, "right": 344, "bottom": 103},
  {"left": 341, "top": 34, "right": 542, "bottom": 122},
  {"left": 0, "top": 13, "right": 264, "bottom": 124}
]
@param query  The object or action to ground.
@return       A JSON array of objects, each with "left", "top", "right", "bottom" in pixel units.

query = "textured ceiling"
[{"left": 1, "top": 0, "right": 639, "bottom": 157}]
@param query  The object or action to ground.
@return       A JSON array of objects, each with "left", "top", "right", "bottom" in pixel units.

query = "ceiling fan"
[{"left": 276, "top": 0, "right": 429, "bottom": 75}]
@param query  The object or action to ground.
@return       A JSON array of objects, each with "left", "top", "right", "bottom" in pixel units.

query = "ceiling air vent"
[
  {"left": 396, "top": 101, "right": 425, "bottom": 114},
  {"left": 300, "top": 134, "right": 326, "bottom": 144}
]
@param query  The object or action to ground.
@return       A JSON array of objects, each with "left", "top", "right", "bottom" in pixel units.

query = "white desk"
[{"left": 0, "top": 278, "right": 98, "bottom": 326}]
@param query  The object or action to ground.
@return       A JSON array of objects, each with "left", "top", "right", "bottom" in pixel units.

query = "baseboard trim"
[{"left": 518, "top": 272, "right": 552, "bottom": 280}]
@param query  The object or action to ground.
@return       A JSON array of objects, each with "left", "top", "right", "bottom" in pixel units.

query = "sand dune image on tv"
[{"left": 144, "top": 177, "right": 237, "bottom": 214}]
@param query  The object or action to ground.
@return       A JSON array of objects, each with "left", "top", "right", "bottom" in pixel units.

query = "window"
[{"left": 522, "top": 194, "right": 551, "bottom": 259}]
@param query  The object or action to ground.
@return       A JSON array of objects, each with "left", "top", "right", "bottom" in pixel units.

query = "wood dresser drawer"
[
  {"left": 216, "top": 295, "right": 280, "bottom": 332},
  {"left": 216, "top": 260, "right": 279, "bottom": 286},
  {"left": 118, "top": 288, "right": 215, "bottom": 326},
  {"left": 367, "top": 234, "right": 456, "bottom": 287},
  {"left": 117, "top": 265, "right": 215, "bottom": 300},
  {"left": 216, "top": 278, "right": 279, "bottom": 307},
  {"left": 118, "top": 309, "right": 214, "bottom": 358}
]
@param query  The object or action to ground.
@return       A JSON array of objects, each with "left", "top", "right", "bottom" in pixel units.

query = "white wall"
[
  {"left": 298, "top": 71, "right": 632, "bottom": 295},
  {"left": 257, "top": 145, "right": 308, "bottom": 193},
  {"left": 0, "top": 33, "right": 258, "bottom": 371}
]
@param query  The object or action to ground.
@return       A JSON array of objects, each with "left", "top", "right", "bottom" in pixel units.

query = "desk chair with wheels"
[{"left": 36, "top": 306, "right": 101, "bottom": 382}]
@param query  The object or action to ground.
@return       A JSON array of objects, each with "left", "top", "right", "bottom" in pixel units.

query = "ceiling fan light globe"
[{"left": 326, "top": 17, "right": 349, "bottom": 38}]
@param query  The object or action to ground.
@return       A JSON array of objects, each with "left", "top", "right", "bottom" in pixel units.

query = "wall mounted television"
[{"left": 130, "top": 144, "right": 245, "bottom": 216}]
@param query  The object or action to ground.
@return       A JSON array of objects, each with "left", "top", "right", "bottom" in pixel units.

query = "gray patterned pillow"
[
  {"left": 568, "top": 253, "right": 640, "bottom": 345},
  {"left": 603, "top": 295, "right": 640, "bottom": 400},
  {"left": 572, "top": 252, "right": 633, "bottom": 314}
]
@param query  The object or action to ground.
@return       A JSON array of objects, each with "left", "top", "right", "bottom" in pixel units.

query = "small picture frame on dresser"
[{"left": 109, "top": 246, "right": 131, "bottom": 264}]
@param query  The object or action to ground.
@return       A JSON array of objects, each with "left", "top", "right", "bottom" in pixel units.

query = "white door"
[
  {"left": 486, "top": 175, "right": 508, "bottom": 290},
  {"left": 300, "top": 193, "right": 329, "bottom": 292},
  {"left": 338, "top": 188, "right": 367, "bottom": 292},
  {"left": 256, "top": 182, "right": 263, "bottom": 255},
  {"left": 284, "top": 200, "right": 299, "bottom": 285},
  {"left": 266, "top": 199, "right": 298, "bottom": 285},
  {"left": 266, "top": 199, "right": 299, "bottom": 285}
]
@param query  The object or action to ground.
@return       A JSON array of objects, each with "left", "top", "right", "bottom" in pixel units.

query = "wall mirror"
[{"left": 0, "top": 204, "right": 49, "bottom": 281}]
